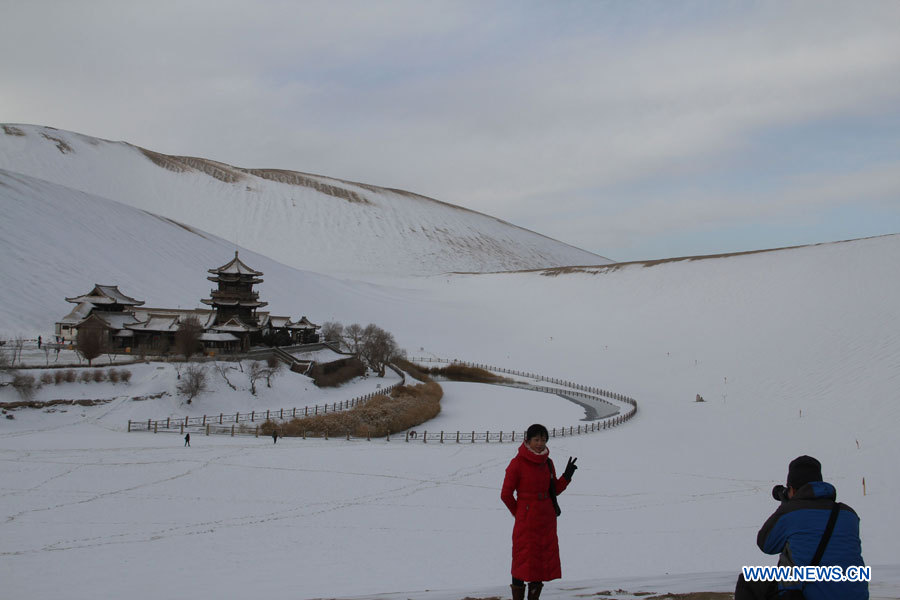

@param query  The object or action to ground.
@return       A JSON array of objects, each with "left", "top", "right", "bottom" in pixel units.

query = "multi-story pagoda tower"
[{"left": 201, "top": 251, "right": 268, "bottom": 328}]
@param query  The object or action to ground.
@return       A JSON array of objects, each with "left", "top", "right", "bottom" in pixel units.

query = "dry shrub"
[
  {"left": 40, "top": 372, "right": 54, "bottom": 385},
  {"left": 392, "top": 358, "right": 432, "bottom": 382},
  {"left": 120, "top": 369, "right": 132, "bottom": 383},
  {"left": 309, "top": 357, "right": 366, "bottom": 387},
  {"left": 79, "top": 370, "right": 93, "bottom": 383},
  {"left": 264, "top": 381, "right": 443, "bottom": 438},
  {"left": 54, "top": 370, "right": 66, "bottom": 385},
  {"left": 64, "top": 369, "right": 76, "bottom": 383},
  {"left": 108, "top": 369, "right": 120, "bottom": 383},
  {"left": 12, "top": 374, "right": 38, "bottom": 400},
  {"left": 92, "top": 369, "right": 106, "bottom": 383},
  {"left": 422, "top": 363, "right": 511, "bottom": 384}
]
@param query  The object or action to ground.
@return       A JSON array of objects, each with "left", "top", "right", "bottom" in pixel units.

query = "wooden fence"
[
  {"left": 128, "top": 358, "right": 638, "bottom": 442},
  {"left": 127, "top": 380, "right": 404, "bottom": 433}
]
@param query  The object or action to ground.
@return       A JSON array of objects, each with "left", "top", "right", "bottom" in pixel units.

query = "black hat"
[{"left": 787, "top": 455, "right": 822, "bottom": 490}]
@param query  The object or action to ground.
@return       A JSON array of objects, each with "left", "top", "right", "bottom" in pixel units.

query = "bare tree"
[
  {"left": 213, "top": 361, "right": 238, "bottom": 391},
  {"left": 264, "top": 356, "right": 282, "bottom": 388},
  {"left": 343, "top": 323, "right": 365, "bottom": 356},
  {"left": 76, "top": 324, "right": 104, "bottom": 367},
  {"left": 176, "top": 363, "right": 207, "bottom": 404},
  {"left": 360, "top": 324, "right": 401, "bottom": 377},
  {"left": 248, "top": 361, "right": 266, "bottom": 395},
  {"left": 174, "top": 316, "right": 203, "bottom": 359},
  {"left": 10, "top": 335, "right": 25, "bottom": 366},
  {"left": 320, "top": 321, "right": 344, "bottom": 346}
]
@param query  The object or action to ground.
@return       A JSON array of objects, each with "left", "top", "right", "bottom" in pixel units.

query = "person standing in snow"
[
  {"left": 272, "top": 430, "right": 278, "bottom": 444},
  {"left": 501, "top": 424, "right": 577, "bottom": 600},
  {"left": 37, "top": 335, "right": 42, "bottom": 349},
  {"left": 184, "top": 433, "right": 190, "bottom": 447},
  {"left": 735, "top": 455, "right": 868, "bottom": 600}
]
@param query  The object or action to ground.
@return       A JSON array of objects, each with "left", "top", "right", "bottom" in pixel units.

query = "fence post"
[
  {"left": 472, "top": 431, "right": 475, "bottom": 443},
  {"left": 185, "top": 416, "right": 189, "bottom": 427},
  {"left": 251, "top": 411, "right": 255, "bottom": 422},
  {"left": 386, "top": 430, "right": 390, "bottom": 442},
  {"left": 499, "top": 431, "right": 503, "bottom": 443},
  {"left": 231, "top": 424, "right": 235, "bottom": 437},
  {"left": 202, "top": 415, "right": 207, "bottom": 426},
  {"left": 206, "top": 424, "right": 210, "bottom": 436},
  {"left": 486, "top": 430, "right": 490, "bottom": 443},
  {"left": 405, "top": 431, "right": 409, "bottom": 443},
  {"left": 423, "top": 431, "right": 427, "bottom": 444},
  {"left": 128, "top": 420, "right": 131, "bottom": 432},
  {"left": 236, "top": 412, "right": 240, "bottom": 422},
  {"left": 147, "top": 418, "right": 151, "bottom": 430},
  {"left": 219, "top": 413, "right": 223, "bottom": 424},
  {"left": 167, "top": 417, "right": 170, "bottom": 428},
  {"left": 440, "top": 431, "right": 444, "bottom": 444},
  {"left": 456, "top": 431, "right": 460, "bottom": 443},
  {"left": 180, "top": 423, "right": 184, "bottom": 434},
  {"left": 154, "top": 421, "right": 158, "bottom": 433},
  {"left": 255, "top": 426, "right": 259, "bottom": 438}
]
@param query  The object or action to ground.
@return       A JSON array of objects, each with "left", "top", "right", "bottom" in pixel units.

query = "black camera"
[{"left": 772, "top": 484, "right": 789, "bottom": 502}]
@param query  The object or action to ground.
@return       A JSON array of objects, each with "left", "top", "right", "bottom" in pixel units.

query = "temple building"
[{"left": 55, "top": 252, "right": 319, "bottom": 354}]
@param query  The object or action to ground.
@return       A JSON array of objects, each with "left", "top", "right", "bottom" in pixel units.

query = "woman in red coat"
[{"left": 501, "top": 424, "right": 578, "bottom": 600}]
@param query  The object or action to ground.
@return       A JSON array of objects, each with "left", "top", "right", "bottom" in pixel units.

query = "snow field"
[{"left": 1, "top": 156, "right": 899, "bottom": 597}]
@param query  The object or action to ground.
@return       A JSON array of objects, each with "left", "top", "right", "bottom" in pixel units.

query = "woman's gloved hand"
[{"left": 562, "top": 456, "right": 578, "bottom": 481}]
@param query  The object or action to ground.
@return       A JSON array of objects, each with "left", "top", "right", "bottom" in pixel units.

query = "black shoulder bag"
[{"left": 547, "top": 459, "right": 562, "bottom": 517}]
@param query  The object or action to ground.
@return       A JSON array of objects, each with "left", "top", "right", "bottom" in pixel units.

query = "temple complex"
[{"left": 55, "top": 252, "right": 319, "bottom": 354}]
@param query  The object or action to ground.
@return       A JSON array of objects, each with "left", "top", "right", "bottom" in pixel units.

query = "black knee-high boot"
[{"left": 510, "top": 583, "right": 525, "bottom": 600}]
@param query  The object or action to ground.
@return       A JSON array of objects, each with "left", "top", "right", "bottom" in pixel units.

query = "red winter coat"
[{"left": 501, "top": 443, "right": 570, "bottom": 582}]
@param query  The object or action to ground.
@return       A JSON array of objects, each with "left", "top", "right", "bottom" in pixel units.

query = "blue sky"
[{"left": 2, "top": 0, "right": 899, "bottom": 262}]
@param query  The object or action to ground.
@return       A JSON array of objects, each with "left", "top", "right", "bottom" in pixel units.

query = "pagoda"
[{"left": 201, "top": 251, "right": 268, "bottom": 331}]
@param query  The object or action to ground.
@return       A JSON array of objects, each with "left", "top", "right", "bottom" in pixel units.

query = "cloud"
[{"left": 2, "top": 1, "right": 899, "bottom": 260}]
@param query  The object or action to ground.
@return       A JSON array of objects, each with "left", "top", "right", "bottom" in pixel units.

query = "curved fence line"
[{"left": 128, "top": 358, "right": 638, "bottom": 442}]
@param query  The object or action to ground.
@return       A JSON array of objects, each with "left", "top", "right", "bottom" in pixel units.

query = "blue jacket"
[{"left": 757, "top": 481, "right": 868, "bottom": 600}]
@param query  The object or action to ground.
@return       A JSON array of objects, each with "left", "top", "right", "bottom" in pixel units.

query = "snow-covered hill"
[
  {"left": 2, "top": 136, "right": 899, "bottom": 599},
  {"left": 0, "top": 168, "right": 410, "bottom": 336},
  {"left": 0, "top": 124, "right": 609, "bottom": 277}
]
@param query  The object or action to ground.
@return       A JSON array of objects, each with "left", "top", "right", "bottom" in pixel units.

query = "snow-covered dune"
[
  {"left": 1, "top": 134, "right": 898, "bottom": 599},
  {"left": 0, "top": 124, "right": 608, "bottom": 277},
  {"left": 0, "top": 168, "right": 432, "bottom": 335}
]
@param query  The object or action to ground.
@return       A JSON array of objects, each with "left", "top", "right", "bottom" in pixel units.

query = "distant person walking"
[
  {"left": 37, "top": 335, "right": 42, "bottom": 349},
  {"left": 272, "top": 430, "right": 278, "bottom": 444},
  {"left": 501, "top": 424, "right": 578, "bottom": 600},
  {"left": 184, "top": 433, "right": 190, "bottom": 447}
]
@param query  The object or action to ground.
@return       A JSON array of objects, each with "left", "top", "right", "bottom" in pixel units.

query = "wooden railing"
[
  {"left": 127, "top": 380, "right": 404, "bottom": 433},
  {"left": 128, "top": 358, "right": 638, "bottom": 442}
]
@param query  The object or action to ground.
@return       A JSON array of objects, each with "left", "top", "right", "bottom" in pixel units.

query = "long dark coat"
[{"left": 501, "top": 443, "right": 570, "bottom": 582}]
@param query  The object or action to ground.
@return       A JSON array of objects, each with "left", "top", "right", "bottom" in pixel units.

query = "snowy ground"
[{"left": 2, "top": 167, "right": 899, "bottom": 598}]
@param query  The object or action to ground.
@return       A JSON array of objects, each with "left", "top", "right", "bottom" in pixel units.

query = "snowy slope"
[
  {"left": 0, "top": 124, "right": 608, "bottom": 277},
  {"left": 0, "top": 168, "right": 432, "bottom": 336},
  {"left": 2, "top": 161, "right": 899, "bottom": 598}
]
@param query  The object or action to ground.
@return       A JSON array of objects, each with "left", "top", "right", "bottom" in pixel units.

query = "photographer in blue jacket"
[{"left": 735, "top": 455, "right": 868, "bottom": 600}]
